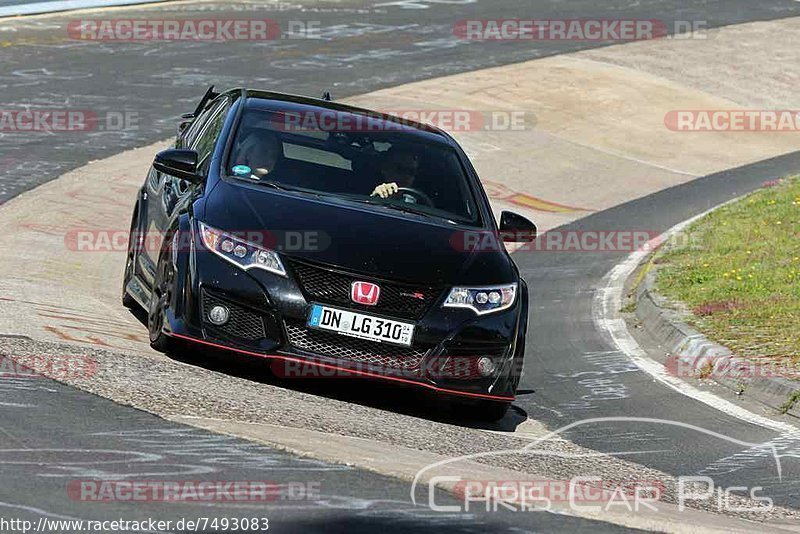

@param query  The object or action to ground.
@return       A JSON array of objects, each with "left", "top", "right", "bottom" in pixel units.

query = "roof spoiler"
[{"left": 182, "top": 85, "right": 220, "bottom": 119}]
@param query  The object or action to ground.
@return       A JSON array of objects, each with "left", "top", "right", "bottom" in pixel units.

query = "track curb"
[{"left": 631, "top": 241, "right": 800, "bottom": 419}]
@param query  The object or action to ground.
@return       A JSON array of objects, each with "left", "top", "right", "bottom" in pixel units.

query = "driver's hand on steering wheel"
[{"left": 371, "top": 182, "right": 399, "bottom": 199}]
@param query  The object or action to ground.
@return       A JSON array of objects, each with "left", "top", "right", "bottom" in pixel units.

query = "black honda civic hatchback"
[{"left": 123, "top": 87, "right": 536, "bottom": 420}]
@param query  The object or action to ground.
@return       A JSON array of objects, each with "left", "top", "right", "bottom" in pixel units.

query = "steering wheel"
[{"left": 395, "top": 187, "right": 434, "bottom": 207}]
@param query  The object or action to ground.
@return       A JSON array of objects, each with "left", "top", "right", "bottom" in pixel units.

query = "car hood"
[{"left": 202, "top": 181, "right": 516, "bottom": 286}]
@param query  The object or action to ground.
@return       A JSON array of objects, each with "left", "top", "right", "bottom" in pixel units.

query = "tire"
[
  {"left": 122, "top": 288, "right": 138, "bottom": 310},
  {"left": 147, "top": 243, "right": 177, "bottom": 353},
  {"left": 122, "top": 210, "right": 141, "bottom": 310}
]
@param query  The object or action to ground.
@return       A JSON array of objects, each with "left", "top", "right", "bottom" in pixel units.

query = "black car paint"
[{"left": 124, "top": 89, "right": 532, "bottom": 415}]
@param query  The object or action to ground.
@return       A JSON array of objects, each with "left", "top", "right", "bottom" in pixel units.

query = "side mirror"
[
  {"left": 153, "top": 149, "right": 201, "bottom": 183},
  {"left": 499, "top": 211, "right": 537, "bottom": 242}
]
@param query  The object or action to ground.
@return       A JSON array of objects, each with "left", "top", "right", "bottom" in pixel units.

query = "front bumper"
[{"left": 164, "top": 230, "right": 526, "bottom": 402}]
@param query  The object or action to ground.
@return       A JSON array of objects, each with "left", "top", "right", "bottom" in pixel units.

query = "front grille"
[
  {"left": 288, "top": 259, "right": 440, "bottom": 320},
  {"left": 202, "top": 291, "right": 266, "bottom": 341},
  {"left": 284, "top": 319, "right": 428, "bottom": 375}
]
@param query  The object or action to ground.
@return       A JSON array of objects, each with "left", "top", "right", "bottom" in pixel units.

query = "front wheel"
[
  {"left": 147, "top": 246, "right": 177, "bottom": 353},
  {"left": 122, "top": 210, "right": 141, "bottom": 310}
]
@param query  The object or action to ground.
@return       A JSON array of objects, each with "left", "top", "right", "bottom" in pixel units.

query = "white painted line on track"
[{"left": 593, "top": 198, "right": 799, "bottom": 435}]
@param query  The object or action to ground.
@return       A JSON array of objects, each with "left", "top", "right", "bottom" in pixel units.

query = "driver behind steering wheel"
[{"left": 370, "top": 149, "right": 420, "bottom": 203}]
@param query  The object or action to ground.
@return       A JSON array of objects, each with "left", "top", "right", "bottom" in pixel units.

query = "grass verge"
[{"left": 655, "top": 177, "right": 800, "bottom": 366}]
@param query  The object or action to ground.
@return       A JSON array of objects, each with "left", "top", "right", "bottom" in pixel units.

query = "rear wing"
[
  {"left": 176, "top": 85, "right": 220, "bottom": 142},
  {"left": 182, "top": 85, "right": 220, "bottom": 120}
]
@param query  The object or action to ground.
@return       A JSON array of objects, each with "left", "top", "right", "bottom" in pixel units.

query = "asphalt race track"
[
  {"left": 3, "top": 0, "right": 800, "bottom": 532},
  {"left": 0, "top": 367, "right": 639, "bottom": 533},
  {"left": 3, "top": 0, "right": 800, "bottom": 203},
  {"left": 517, "top": 153, "right": 800, "bottom": 510}
]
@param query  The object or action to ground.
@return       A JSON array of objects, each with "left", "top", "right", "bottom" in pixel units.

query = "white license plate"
[{"left": 307, "top": 304, "right": 415, "bottom": 347}]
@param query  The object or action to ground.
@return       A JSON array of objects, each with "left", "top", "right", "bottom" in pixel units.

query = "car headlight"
[
  {"left": 443, "top": 284, "right": 517, "bottom": 315},
  {"left": 198, "top": 222, "right": 286, "bottom": 277}
]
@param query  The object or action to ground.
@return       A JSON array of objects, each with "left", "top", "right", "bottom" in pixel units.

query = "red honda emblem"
[{"left": 351, "top": 281, "right": 380, "bottom": 306}]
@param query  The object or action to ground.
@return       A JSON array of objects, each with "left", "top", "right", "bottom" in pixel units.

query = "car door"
[{"left": 139, "top": 97, "right": 230, "bottom": 283}]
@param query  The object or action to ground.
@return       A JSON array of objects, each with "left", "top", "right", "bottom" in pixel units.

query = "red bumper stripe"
[{"left": 168, "top": 332, "right": 514, "bottom": 402}]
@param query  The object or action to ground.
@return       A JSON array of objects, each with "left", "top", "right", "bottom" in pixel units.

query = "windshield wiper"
[
  {"left": 351, "top": 197, "right": 470, "bottom": 226},
  {"left": 351, "top": 197, "right": 432, "bottom": 218},
  {"left": 256, "top": 180, "right": 327, "bottom": 199},
  {"left": 257, "top": 180, "right": 291, "bottom": 191}
]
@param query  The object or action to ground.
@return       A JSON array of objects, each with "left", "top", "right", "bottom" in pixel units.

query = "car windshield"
[{"left": 225, "top": 108, "right": 481, "bottom": 225}]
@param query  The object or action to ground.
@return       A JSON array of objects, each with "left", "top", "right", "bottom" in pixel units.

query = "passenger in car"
[{"left": 232, "top": 129, "right": 283, "bottom": 179}]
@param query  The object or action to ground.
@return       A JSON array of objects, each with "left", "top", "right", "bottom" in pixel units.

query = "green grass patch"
[
  {"left": 655, "top": 177, "right": 800, "bottom": 366},
  {"left": 780, "top": 390, "right": 800, "bottom": 414}
]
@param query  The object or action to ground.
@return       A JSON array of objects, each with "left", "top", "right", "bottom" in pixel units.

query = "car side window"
[
  {"left": 181, "top": 94, "right": 224, "bottom": 144},
  {"left": 182, "top": 115, "right": 208, "bottom": 148},
  {"left": 192, "top": 101, "right": 228, "bottom": 175},
  {"left": 183, "top": 103, "right": 215, "bottom": 146}
]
